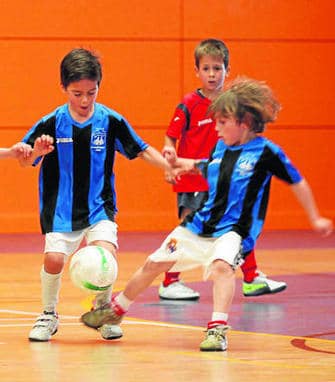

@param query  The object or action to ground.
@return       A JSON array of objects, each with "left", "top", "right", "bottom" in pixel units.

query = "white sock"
[
  {"left": 115, "top": 292, "right": 133, "bottom": 311},
  {"left": 211, "top": 312, "right": 228, "bottom": 323},
  {"left": 40, "top": 267, "right": 62, "bottom": 313}
]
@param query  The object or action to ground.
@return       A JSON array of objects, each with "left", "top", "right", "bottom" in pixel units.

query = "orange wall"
[{"left": 0, "top": 0, "right": 334, "bottom": 233}]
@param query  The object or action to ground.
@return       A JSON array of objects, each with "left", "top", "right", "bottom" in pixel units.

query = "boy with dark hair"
[{"left": 20, "top": 48, "right": 173, "bottom": 342}]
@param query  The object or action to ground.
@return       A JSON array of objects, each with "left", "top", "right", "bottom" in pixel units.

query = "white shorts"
[
  {"left": 148, "top": 226, "right": 243, "bottom": 279},
  {"left": 45, "top": 220, "right": 118, "bottom": 256}
]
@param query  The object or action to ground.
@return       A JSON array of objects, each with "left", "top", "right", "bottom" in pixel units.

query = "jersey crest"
[{"left": 91, "top": 129, "right": 106, "bottom": 151}]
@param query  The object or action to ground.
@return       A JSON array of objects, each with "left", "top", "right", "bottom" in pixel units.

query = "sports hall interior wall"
[{"left": 0, "top": 1, "right": 333, "bottom": 233}]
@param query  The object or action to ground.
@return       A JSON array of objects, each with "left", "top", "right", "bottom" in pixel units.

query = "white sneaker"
[
  {"left": 29, "top": 312, "right": 59, "bottom": 342},
  {"left": 158, "top": 281, "right": 200, "bottom": 300},
  {"left": 99, "top": 324, "right": 123, "bottom": 340},
  {"left": 243, "top": 271, "right": 287, "bottom": 297}
]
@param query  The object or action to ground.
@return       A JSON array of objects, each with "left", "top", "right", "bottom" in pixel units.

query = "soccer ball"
[{"left": 69, "top": 245, "right": 118, "bottom": 294}]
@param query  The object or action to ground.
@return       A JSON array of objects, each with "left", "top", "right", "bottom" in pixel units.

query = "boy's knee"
[
  {"left": 212, "top": 259, "right": 234, "bottom": 277},
  {"left": 44, "top": 252, "right": 66, "bottom": 274}
]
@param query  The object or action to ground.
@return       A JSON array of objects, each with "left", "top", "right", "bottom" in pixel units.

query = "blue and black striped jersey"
[
  {"left": 181, "top": 136, "right": 302, "bottom": 252},
  {"left": 23, "top": 103, "right": 148, "bottom": 234}
]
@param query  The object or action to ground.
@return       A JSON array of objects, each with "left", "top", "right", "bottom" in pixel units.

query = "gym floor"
[{"left": 0, "top": 230, "right": 334, "bottom": 381}]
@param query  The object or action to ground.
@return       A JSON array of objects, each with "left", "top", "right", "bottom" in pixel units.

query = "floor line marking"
[{"left": 1, "top": 309, "right": 334, "bottom": 344}]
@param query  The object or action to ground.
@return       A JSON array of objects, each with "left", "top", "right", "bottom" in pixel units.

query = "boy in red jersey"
[{"left": 159, "top": 39, "right": 286, "bottom": 300}]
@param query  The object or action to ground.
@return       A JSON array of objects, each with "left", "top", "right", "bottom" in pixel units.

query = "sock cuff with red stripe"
[
  {"left": 112, "top": 294, "right": 130, "bottom": 316},
  {"left": 207, "top": 320, "right": 227, "bottom": 329}
]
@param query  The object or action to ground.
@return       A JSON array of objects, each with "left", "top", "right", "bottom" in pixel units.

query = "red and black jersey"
[{"left": 166, "top": 90, "right": 218, "bottom": 192}]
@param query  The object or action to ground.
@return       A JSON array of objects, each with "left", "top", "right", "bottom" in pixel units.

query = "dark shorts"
[{"left": 177, "top": 191, "right": 207, "bottom": 219}]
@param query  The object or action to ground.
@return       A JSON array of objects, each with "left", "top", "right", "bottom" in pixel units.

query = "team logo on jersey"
[
  {"left": 166, "top": 238, "right": 177, "bottom": 254},
  {"left": 91, "top": 129, "right": 106, "bottom": 152},
  {"left": 237, "top": 155, "right": 257, "bottom": 176}
]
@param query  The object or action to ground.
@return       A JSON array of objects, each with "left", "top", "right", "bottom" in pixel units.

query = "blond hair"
[
  {"left": 194, "top": 39, "right": 229, "bottom": 70},
  {"left": 210, "top": 77, "right": 281, "bottom": 133}
]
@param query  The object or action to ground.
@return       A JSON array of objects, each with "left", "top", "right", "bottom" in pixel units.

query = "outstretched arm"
[
  {"left": 137, "top": 146, "right": 172, "bottom": 172},
  {"left": 138, "top": 146, "right": 202, "bottom": 182},
  {"left": 0, "top": 142, "right": 32, "bottom": 159},
  {"left": 291, "top": 179, "right": 333, "bottom": 236},
  {"left": 170, "top": 158, "right": 202, "bottom": 181},
  {"left": 18, "top": 134, "right": 54, "bottom": 167}
]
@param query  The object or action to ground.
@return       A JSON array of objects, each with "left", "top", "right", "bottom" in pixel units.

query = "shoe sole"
[
  {"left": 81, "top": 318, "right": 123, "bottom": 340},
  {"left": 102, "top": 334, "right": 123, "bottom": 340},
  {"left": 100, "top": 332, "right": 123, "bottom": 340},
  {"left": 200, "top": 348, "right": 227, "bottom": 352},
  {"left": 159, "top": 295, "right": 200, "bottom": 301},
  {"left": 243, "top": 284, "right": 287, "bottom": 297}
]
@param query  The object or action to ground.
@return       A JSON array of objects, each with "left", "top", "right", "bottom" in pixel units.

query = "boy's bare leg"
[
  {"left": 199, "top": 259, "right": 234, "bottom": 352},
  {"left": 211, "top": 259, "right": 235, "bottom": 312},
  {"left": 124, "top": 260, "right": 176, "bottom": 301}
]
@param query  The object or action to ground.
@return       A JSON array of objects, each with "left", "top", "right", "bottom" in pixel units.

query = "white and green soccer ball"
[{"left": 69, "top": 245, "right": 118, "bottom": 294}]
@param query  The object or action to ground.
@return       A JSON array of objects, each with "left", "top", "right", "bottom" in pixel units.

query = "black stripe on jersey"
[
  {"left": 101, "top": 118, "right": 117, "bottom": 220},
  {"left": 72, "top": 124, "right": 91, "bottom": 230},
  {"left": 113, "top": 116, "right": 144, "bottom": 159},
  {"left": 177, "top": 90, "right": 207, "bottom": 132},
  {"left": 38, "top": 117, "right": 59, "bottom": 234},
  {"left": 265, "top": 146, "right": 297, "bottom": 184},
  {"left": 192, "top": 145, "right": 213, "bottom": 209},
  {"left": 26, "top": 118, "right": 57, "bottom": 148},
  {"left": 176, "top": 103, "right": 191, "bottom": 131},
  {"left": 201, "top": 149, "right": 242, "bottom": 236},
  {"left": 234, "top": 148, "right": 270, "bottom": 237},
  {"left": 258, "top": 179, "right": 270, "bottom": 221},
  {"left": 250, "top": 144, "right": 296, "bottom": 224}
]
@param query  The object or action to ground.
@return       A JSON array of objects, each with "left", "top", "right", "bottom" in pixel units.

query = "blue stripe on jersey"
[
  {"left": 23, "top": 103, "right": 148, "bottom": 233},
  {"left": 182, "top": 136, "right": 302, "bottom": 252}
]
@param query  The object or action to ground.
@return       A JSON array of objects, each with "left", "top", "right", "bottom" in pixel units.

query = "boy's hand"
[
  {"left": 162, "top": 146, "right": 178, "bottom": 184},
  {"left": 33, "top": 134, "right": 54, "bottom": 157},
  {"left": 162, "top": 146, "right": 177, "bottom": 165},
  {"left": 170, "top": 158, "right": 201, "bottom": 181},
  {"left": 10, "top": 142, "right": 33, "bottom": 159},
  {"left": 311, "top": 217, "right": 333, "bottom": 237},
  {"left": 164, "top": 170, "right": 176, "bottom": 184}
]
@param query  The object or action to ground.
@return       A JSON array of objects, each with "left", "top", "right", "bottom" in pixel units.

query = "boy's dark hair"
[
  {"left": 194, "top": 38, "right": 230, "bottom": 70},
  {"left": 60, "top": 48, "right": 102, "bottom": 88}
]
